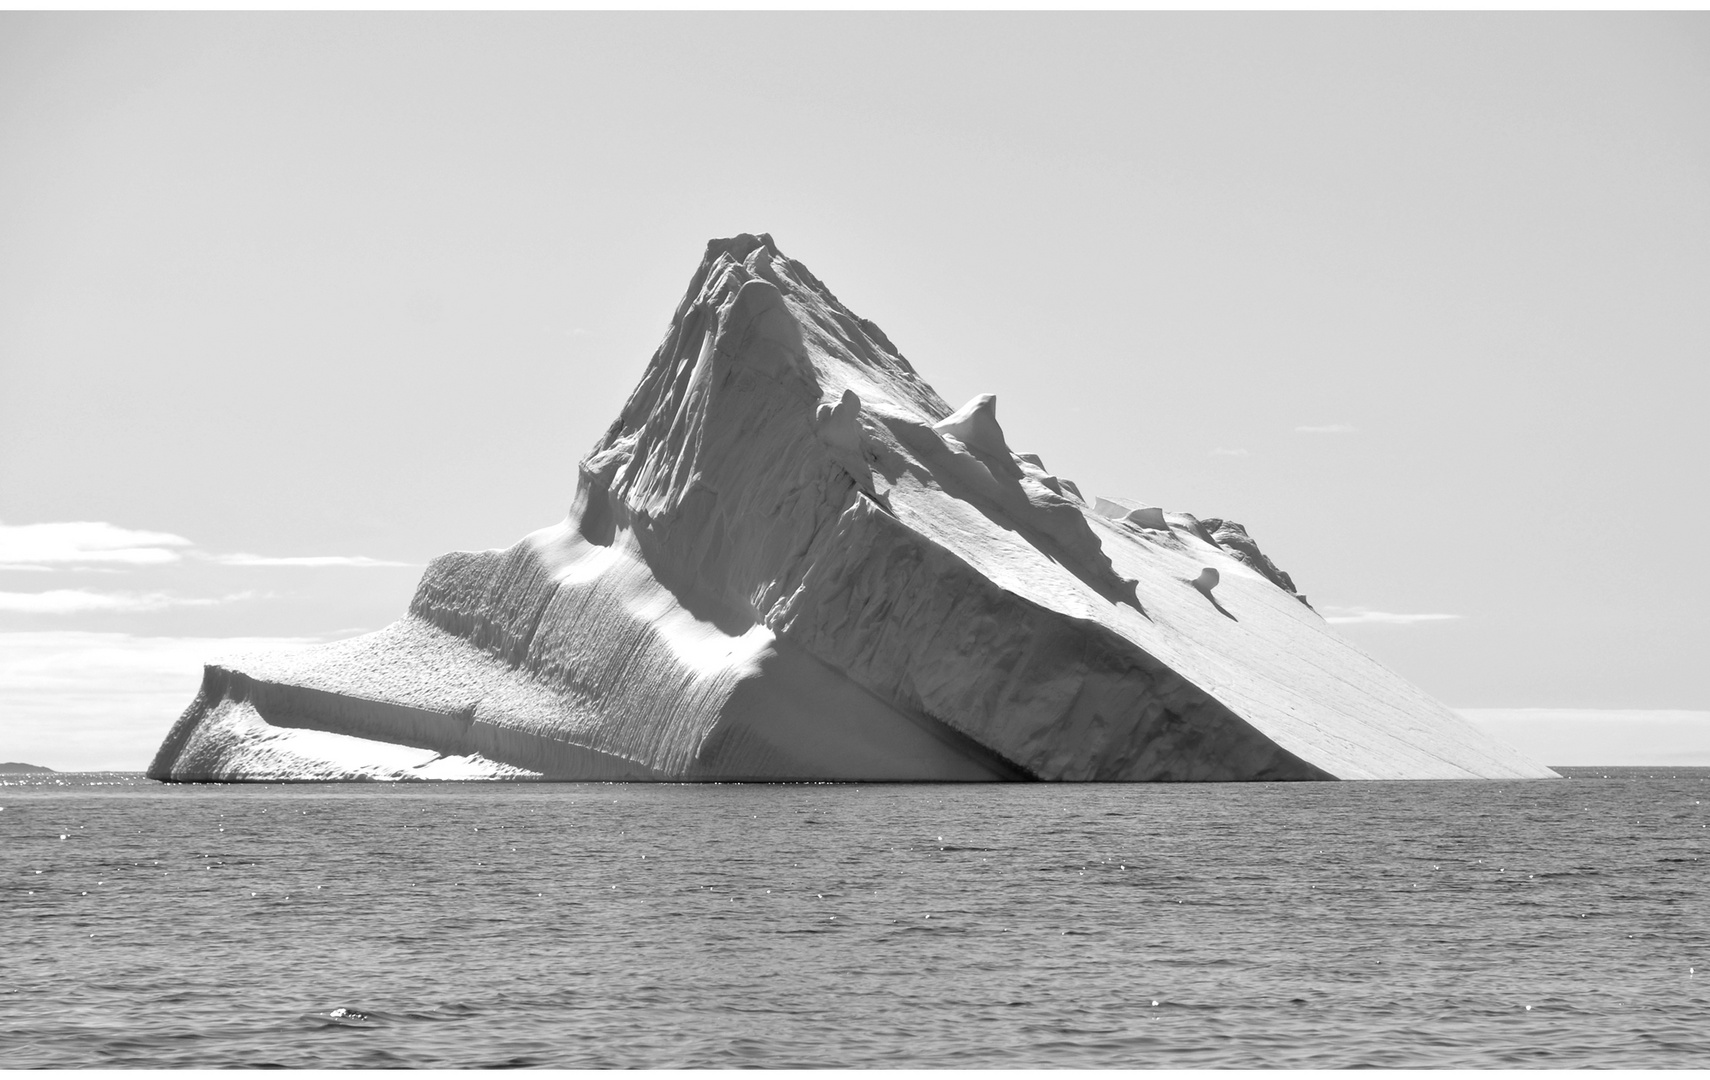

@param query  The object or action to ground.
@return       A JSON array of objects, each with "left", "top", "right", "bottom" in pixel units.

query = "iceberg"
[{"left": 149, "top": 234, "right": 1556, "bottom": 782}]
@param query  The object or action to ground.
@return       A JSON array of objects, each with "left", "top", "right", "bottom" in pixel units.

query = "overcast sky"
[{"left": 3, "top": 13, "right": 1707, "bottom": 769}]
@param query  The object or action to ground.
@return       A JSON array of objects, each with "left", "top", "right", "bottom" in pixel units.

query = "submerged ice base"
[{"left": 150, "top": 234, "right": 1555, "bottom": 783}]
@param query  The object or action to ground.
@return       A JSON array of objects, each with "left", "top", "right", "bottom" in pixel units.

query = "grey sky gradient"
[{"left": 2, "top": 13, "right": 1707, "bottom": 768}]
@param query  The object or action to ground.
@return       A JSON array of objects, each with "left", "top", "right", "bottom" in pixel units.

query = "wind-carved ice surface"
[{"left": 149, "top": 234, "right": 1555, "bottom": 782}]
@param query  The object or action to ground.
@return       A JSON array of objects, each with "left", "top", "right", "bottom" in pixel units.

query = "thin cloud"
[
  {"left": 209, "top": 554, "right": 411, "bottom": 568},
  {"left": 0, "top": 520, "right": 407, "bottom": 571},
  {"left": 0, "top": 590, "right": 266, "bottom": 615},
  {"left": 0, "top": 520, "right": 192, "bottom": 569},
  {"left": 1295, "top": 423, "right": 1357, "bottom": 434},
  {"left": 1211, "top": 447, "right": 1249, "bottom": 457},
  {"left": 1321, "top": 606, "right": 1462, "bottom": 626}
]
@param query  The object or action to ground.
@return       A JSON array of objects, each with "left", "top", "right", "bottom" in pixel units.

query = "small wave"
[
  {"left": 301, "top": 1007, "right": 384, "bottom": 1028},
  {"left": 403, "top": 1002, "right": 481, "bottom": 1021}
]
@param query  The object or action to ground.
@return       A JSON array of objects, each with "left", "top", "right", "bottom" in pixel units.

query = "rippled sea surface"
[{"left": 2, "top": 769, "right": 1708, "bottom": 1068}]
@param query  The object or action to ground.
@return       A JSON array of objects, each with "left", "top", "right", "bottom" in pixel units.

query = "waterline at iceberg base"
[{"left": 149, "top": 235, "right": 1554, "bottom": 783}]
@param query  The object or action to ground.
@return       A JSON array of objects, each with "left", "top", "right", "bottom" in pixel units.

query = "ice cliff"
[{"left": 149, "top": 234, "right": 1555, "bottom": 782}]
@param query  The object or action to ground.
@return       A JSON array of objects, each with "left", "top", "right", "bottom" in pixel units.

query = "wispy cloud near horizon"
[
  {"left": 1321, "top": 606, "right": 1462, "bottom": 626},
  {"left": 0, "top": 520, "right": 407, "bottom": 572},
  {"left": 208, "top": 553, "right": 412, "bottom": 568},
  {"left": 0, "top": 590, "right": 269, "bottom": 615},
  {"left": 1295, "top": 423, "right": 1357, "bottom": 434},
  {"left": 0, "top": 521, "right": 192, "bottom": 569}
]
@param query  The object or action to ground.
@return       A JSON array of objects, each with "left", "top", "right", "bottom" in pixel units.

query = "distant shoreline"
[{"left": 4, "top": 765, "right": 1710, "bottom": 783}]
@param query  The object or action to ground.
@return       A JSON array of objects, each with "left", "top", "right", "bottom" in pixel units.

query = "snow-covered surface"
[{"left": 150, "top": 234, "right": 1555, "bottom": 782}]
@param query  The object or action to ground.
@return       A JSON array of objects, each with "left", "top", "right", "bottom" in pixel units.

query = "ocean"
[{"left": 2, "top": 769, "right": 1706, "bottom": 1068}]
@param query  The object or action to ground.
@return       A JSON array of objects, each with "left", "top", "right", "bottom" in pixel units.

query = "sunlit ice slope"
[{"left": 150, "top": 234, "right": 1555, "bottom": 782}]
